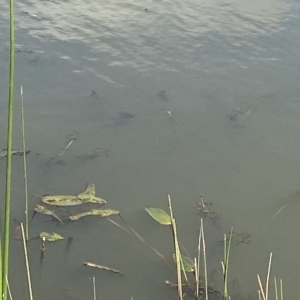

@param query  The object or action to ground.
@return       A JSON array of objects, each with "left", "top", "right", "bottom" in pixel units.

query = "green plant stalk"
[
  {"left": 0, "top": 234, "right": 2, "bottom": 299},
  {"left": 2, "top": 0, "right": 15, "bottom": 297},
  {"left": 21, "top": 86, "right": 29, "bottom": 241}
]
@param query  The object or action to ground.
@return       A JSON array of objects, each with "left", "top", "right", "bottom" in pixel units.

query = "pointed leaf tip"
[{"left": 145, "top": 207, "right": 171, "bottom": 225}]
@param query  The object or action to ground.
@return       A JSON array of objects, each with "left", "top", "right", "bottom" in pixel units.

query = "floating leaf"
[
  {"left": 34, "top": 205, "right": 64, "bottom": 224},
  {"left": 145, "top": 207, "right": 171, "bottom": 225},
  {"left": 0, "top": 148, "right": 30, "bottom": 158},
  {"left": 40, "top": 232, "right": 64, "bottom": 242},
  {"left": 90, "top": 209, "right": 119, "bottom": 217},
  {"left": 172, "top": 254, "right": 194, "bottom": 272},
  {"left": 69, "top": 209, "right": 119, "bottom": 221}
]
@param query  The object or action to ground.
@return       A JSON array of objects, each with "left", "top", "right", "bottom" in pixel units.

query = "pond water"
[{"left": 1, "top": 0, "right": 300, "bottom": 299}]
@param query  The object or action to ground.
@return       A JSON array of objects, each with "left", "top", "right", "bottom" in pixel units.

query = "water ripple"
[{"left": 0, "top": 0, "right": 293, "bottom": 72}]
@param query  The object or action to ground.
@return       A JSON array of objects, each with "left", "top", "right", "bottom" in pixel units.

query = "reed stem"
[
  {"left": 2, "top": 0, "right": 15, "bottom": 296},
  {"left": 21, "top": 224, "right": 33, "bottom": 300},
  {"left": 21, "top": 86, "right": 29, "bottom": 241}
]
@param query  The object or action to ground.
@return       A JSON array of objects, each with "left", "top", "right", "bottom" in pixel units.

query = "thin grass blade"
[{"left": 3, "top": 0, "right": 16, "bottom": 296}]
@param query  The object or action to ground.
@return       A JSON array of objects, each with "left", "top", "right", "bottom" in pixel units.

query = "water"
[{"left": 1, "top": 0, "right": 300, "bottom": 298}]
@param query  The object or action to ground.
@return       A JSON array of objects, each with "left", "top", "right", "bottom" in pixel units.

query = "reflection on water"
[
  {"left": 1, "top": 0, "right": 300, "bottom": 299},
  {"left": 14, "top": 0, "right": 290, "bottom": 39},
  {"left": 0, "top": 0, "right": 293, "bottom": 73}
]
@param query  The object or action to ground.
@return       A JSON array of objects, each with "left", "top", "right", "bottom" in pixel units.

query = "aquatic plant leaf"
[
  {"left": 0, "top": 148, "right": 30, "bottom": 158},
  {"left": 90, "top": 209, "right": 119, "bottom": 217},
  {"left": 42, "top": 183, "right": 106, "bottom": 206},
  {"left": 34, "top": 205, "right": 64, "bottom": 224},
  {"left": 172, "top": 254, "right": 194, "bottom": 272},
  {"left": 42, "top": 195, "right": 83, "bottom": 206},
  {"left": 145, "top": 207, "right": 171, "bottom": 225},
  {"left": 40, "top": 232, "right": 64, "bottom": 242},
  {"left": 69, "top": 209, "right": 119, "bottom": 221}
]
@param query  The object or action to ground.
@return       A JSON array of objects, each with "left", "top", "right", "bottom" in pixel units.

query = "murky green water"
[{"left": 1, "top": 0, "right": 300, "bottom": 298}]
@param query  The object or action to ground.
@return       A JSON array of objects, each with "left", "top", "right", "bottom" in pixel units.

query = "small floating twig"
[
  {"left": 241, "top": 106, "right": 254, "bottom": 121},
  {"left": 45, "top": 135, "right": 77, "bottom": 166},
  {"left": 84, "top": 262, "right": 124, "bottom": 275},
  {"left": 262, "top": 189, "right": 300, "bottom": 231},
  {"left": 58, "top": 138, "right": 75, "bottom": 158}
]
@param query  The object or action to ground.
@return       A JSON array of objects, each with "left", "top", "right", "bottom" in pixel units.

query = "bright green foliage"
[{"left": 145, "top": 207, "right": 171, "bottom": 225}]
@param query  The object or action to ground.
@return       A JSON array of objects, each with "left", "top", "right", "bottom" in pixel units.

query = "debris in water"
[{"left": 84, "top": 262, "right": 124, "bottom": 275}]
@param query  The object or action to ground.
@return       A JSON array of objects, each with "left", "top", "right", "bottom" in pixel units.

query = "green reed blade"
[{"left": 2, "top": 0, "right": 15, "bottom": 297}]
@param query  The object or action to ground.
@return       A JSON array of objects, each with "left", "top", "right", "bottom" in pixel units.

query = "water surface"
[{"left": 1, "top": 0, "right": 300, "bottom": 298}]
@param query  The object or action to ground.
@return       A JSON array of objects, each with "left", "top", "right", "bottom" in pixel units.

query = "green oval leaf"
[
  {"left": 145, "top": 207, "right": 171, "bottom": 225},
  {"left": 172, "top": 254, "right": 195, "bottom": 272},
  {"left": 40, "top": 232, "right": 64, "bottom": 242}
]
